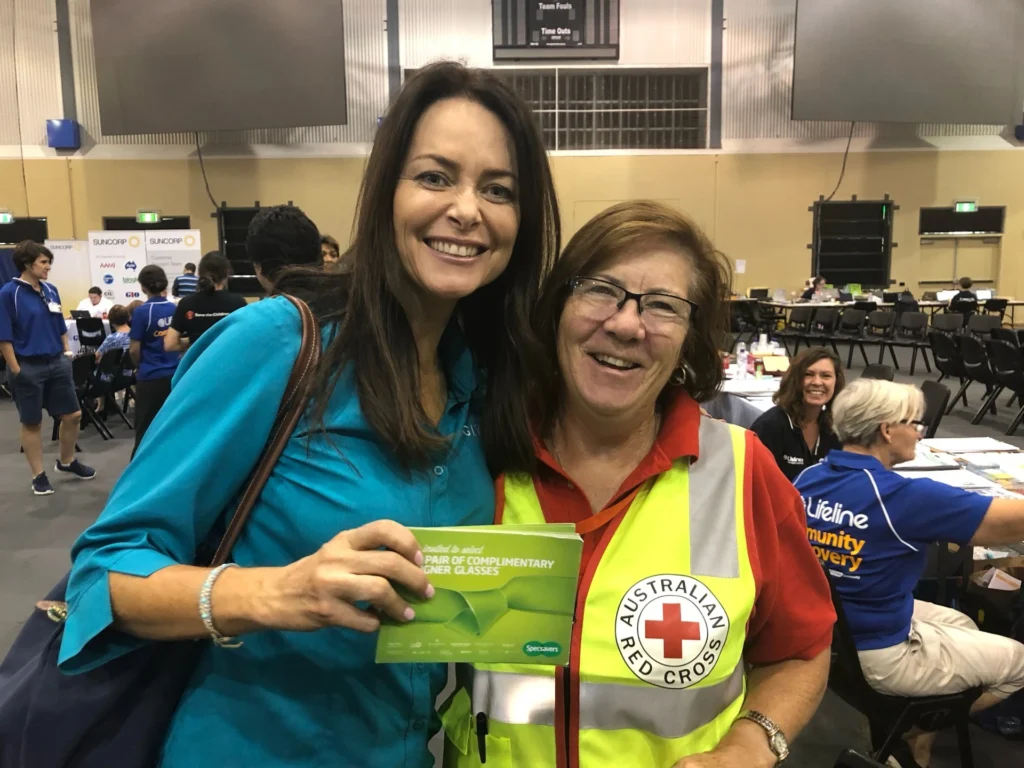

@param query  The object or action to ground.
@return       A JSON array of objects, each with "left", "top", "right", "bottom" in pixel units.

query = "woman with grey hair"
[{"left": 796, "top": 378, "right": 1024, "bottom": 767}]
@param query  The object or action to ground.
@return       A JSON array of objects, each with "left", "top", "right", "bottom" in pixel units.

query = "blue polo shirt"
[
  {"left": 59, "top": 297, "right": 493, "bottom": 767},
  {"left": 795, "top": 450, "right": 991, "bottom": 651},
  {"left": 130, "top": 296, "right": 180, "bottom": 381},
  {"left": 0, "top": 278, "right": 67, "bottom": 358}
]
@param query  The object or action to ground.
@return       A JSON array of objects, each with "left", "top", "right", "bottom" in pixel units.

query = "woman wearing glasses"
[
  {"left": 796, "top": 378, "right": 1024, "bottom": 768},
  {"left": 441, "top": 201, "right": 835, "bottom": 768}
]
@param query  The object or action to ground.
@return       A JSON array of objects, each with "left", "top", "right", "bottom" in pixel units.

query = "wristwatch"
[{"left": 738, "top": 710, "right": 789, "bottom": 763}]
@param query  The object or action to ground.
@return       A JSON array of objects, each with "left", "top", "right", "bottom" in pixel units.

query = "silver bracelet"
[{"left": 199, "top": 563, "right": 243, "bottom": 649}]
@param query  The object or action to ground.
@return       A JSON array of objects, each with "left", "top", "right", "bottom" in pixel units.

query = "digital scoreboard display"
[{"left": 493, "top": 0, "right": 619, "bottom": 61}]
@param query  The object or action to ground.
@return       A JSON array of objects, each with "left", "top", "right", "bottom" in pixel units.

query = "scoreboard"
[{"left": 493, "top": 0, "right": 619, "bottom": 61}]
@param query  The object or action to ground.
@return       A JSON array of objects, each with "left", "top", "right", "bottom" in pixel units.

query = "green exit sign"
[
  {"left": 136, "top": 210, "right": 161, "bottom": 224},
  {"left": 0, "top": 211, "right": 13, "bottom": 224},
  {"left": 954, "top": 201, "right": 978, "bottom": 213}
]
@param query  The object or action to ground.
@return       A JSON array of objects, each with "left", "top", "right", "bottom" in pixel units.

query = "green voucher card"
[{"left": 376, "top": 525, "right": 583, "bottom": 665}]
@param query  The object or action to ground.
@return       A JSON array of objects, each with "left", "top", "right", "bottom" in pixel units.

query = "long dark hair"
[
  {"left": 277, "top": 61, "right": 560, "bottom": 473},
  {"left": 773, "top": 346, "right": 845, "bottom": 429},
  {"left": 530, "top": 201, "right": 731, "bottom": 438},
  {"left": 197, "top": 251, "right": 231, "bottom": 294}
]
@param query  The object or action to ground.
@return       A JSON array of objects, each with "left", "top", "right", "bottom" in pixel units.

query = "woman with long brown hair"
[
  {"left": 58, "top": 61, "right": 560, "bottom": 767},
  {"left": 751, "top": 346, "right": 845, "bottom": 481}
]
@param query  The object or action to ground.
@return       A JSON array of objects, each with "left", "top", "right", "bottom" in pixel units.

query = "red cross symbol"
[{"left": 644, "top": 602, "right": 701, "bottom": 659}]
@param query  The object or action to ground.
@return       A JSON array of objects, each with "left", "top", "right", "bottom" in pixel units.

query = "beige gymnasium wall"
[
  {"left": 3, "top": 0, "right": 1022, "bottom": 304},
  {"left": 4, "top": 149, "right": 1023, "bottom": 306}
]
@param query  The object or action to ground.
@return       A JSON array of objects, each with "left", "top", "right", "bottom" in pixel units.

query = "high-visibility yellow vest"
[{"left": 440, "top": 418, "right": 756, "bottom": 768}]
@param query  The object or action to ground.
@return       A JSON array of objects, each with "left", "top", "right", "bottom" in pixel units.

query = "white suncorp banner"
[
  {"left": 88, "top": 231, "right": 147, "bottom": 305},
  {"left": 144, "top": 230, "right": 202, "bottom": 282}
]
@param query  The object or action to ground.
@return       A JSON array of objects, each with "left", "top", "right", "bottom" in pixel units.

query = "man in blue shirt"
[
  {"left": 129, "top": 264, "right": 181, "bottom": 457},
  {"left": 796, "top": 378, "right": 1024, "bottom": 767},
  {"left": 0, "top": 241, "right": 96, "bottom": 494},
  {"left": 171, "top": 263, "right": 199, "bottom": 297}
]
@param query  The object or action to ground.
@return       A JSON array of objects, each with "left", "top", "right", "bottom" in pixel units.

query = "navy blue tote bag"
[{"left": 0, "top": 295, "right": 320, "bottom": 768}]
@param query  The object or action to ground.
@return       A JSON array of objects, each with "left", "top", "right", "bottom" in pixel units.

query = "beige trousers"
[{"left": 858, "top": 599, "right": 1024, "bottom": 700}]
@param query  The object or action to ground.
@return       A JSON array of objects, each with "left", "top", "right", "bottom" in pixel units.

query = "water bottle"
[{"left": 736, "top": 343, "right": 748, "bottom": 379}]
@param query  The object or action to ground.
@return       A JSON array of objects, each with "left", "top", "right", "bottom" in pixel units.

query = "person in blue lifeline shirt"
[
  {"left": 796, "top": 379, "right": 1024, "bottom": 767},
  {"left": 0, "top": 240, "right": 95, "bottom": 495},
  {"left": 129, "top": 264, "right": 181, "bottom": 457},
  {"left": 58, "top": 61, "right": 559, "bottom": 768}
]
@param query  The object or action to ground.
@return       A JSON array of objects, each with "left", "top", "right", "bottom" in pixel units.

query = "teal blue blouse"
[{"left": 59, "top": 297, "right": 494, "bottom": 767}]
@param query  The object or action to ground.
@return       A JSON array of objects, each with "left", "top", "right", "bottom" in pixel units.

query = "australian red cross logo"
[{"left": 615, "top": 574, "right": 729, "bottom": 690}]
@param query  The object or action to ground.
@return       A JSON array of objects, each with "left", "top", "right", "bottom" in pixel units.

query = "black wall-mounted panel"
[
  {"left": 811, "top": 199, "right": 896, "bottom": 289},
  {"left": 103, "top": 216, "right": 192, "bottom": 231},
  {"left": 0, "top": 217, "right": 48, "bottom": 246},
  {"left": 919, "top": 207, "right": 1005, "bottom": 236}
]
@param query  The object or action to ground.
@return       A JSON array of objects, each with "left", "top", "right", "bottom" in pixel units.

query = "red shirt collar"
[{"left": 532, "top": 389, "right": 704, "bottom": 500}]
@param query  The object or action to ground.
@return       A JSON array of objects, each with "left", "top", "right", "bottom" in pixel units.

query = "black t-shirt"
[
  {"left": 170, "top": 290, "right": 247, "bottom": 342},
  {"left": 750, "top": 404, "right": 841, "bottom": 481},
  {"left": 800, "top": 287, "right": 816, "bottom": 301}
]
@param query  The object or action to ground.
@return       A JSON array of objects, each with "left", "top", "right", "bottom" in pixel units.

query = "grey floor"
[{"left": 1, "top": 343, "right": 1023, "bottom": 767}]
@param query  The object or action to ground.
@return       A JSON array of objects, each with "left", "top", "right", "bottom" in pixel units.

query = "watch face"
[{"left": 770, "top": 730, "right": 790, "bottom": 758}]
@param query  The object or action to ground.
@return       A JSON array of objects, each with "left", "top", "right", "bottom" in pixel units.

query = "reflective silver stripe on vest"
[
  {"left": 688, "top": 418, "right": 740, "bottom": 579},
  {"left": 468, "top": 662, "right": 745, "bottom": 740}
]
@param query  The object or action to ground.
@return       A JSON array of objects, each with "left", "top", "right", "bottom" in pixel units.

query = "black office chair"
[
  {"left": 861, "top": 364, "right": 894, "bottom": 381},
  {"left": 805, "top": 307, "right": 841, "bottom": 354},
  {"left": 833, "top": 308, "right": 869, "bottom": 368},
  {"left": 991, "top": 327, "right": 1018, "bottom": 346},
  {"left": 929, "top": 331, "right": 970, "bottom": 410},
  {"left": 987, "top": 340, "right": 1024, "bottom": 436},
  {"left": 776, "top": 306, "right": 815, "bottom": 356},
  {"left": 822, "top": 565, "right": 980, "bottom": 766},
  {"left": 955, "top": 335, "right": 1000, "bottom": 423},
  {"left": 965, "top": 313, "right": 999, "bottom": 339},
  {"left": 920, "top": 381, "right": 951, "bottom": 439},
  {"left": 888, "top": 312, "right": 932, "bottom": 375},
  {"left": 74, "top": 317, "right": 107, "bottom": 351},
  {"left": 982, "top": 298, "right": 1008, "bottom": 324},
  {"left": 931, "top": 313, "right": 965, "bottom": 334}
]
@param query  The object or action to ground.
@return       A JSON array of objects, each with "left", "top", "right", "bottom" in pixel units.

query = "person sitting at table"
[
  {"left": 750, "top": 347, "right": 844, "bottom": 481},
  {"left": 801, "top": 276, "right": 826, "bottom": 301},
  {"left": 94, "top": 304, "right": 131, "bottom": 373},
  {"left": 947, "top": 276, "right": 979, "bottom": 316},
  {"left": 76, "top": 286, "right": 113, "bottom": 318},
  {"left": 795, "top": 378, "right": 1024, "bottom": 768}
]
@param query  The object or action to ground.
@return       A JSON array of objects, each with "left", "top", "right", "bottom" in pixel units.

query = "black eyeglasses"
[{"left": 567, "top": 276, "right": 698, "bottom": 331}]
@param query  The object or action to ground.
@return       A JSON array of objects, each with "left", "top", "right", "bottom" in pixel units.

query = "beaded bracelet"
[{"left": 199, "top": 563, "right": 243, "bottom": 648}]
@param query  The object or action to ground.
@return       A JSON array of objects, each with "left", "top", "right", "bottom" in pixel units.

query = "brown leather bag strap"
[{"left": 207, "top": 294, "right": 321, "bottom": 566}]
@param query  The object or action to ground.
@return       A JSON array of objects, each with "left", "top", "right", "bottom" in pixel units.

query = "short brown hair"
[
  {"left": 773, "top": 346, "right": 845, "bottom": 429},
  {"left": 125, "top": 300, "right": 144, "bottom": 322},
  {"left": 12, "top": 241, "right": 52, "bottom": 273},
  {"left": 320, "top": 234, "right": 340, "bottom": 255},
  {"left": 531, "top": 200, "right": 731, "bottom": 434},
  {"left": 107, "top": 304, "right": 130, "bottom": 327},
  {"left": 958, "top": 276, "right": 973, "bottom": 290}
]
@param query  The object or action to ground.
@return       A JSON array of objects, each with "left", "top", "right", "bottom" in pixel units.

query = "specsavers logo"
[
  {"left": 128, "top": 236, "right": 141, "bottom": 248},
  {"left": 615, "top": 574, "right": 729, "bottom": 690}
]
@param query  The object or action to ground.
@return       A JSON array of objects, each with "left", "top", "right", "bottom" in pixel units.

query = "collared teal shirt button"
[{"left": 434, "top": 465, "right": 445, "bottom": 476}]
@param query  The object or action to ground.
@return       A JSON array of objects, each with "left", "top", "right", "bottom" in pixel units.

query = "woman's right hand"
[{"left": 258, "top": 519, "right": 434, "bottom": 633}]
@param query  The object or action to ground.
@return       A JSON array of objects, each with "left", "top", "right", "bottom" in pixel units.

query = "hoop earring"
[{"left": 670, "top": 365, "right": 688, "bottom": 386}]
